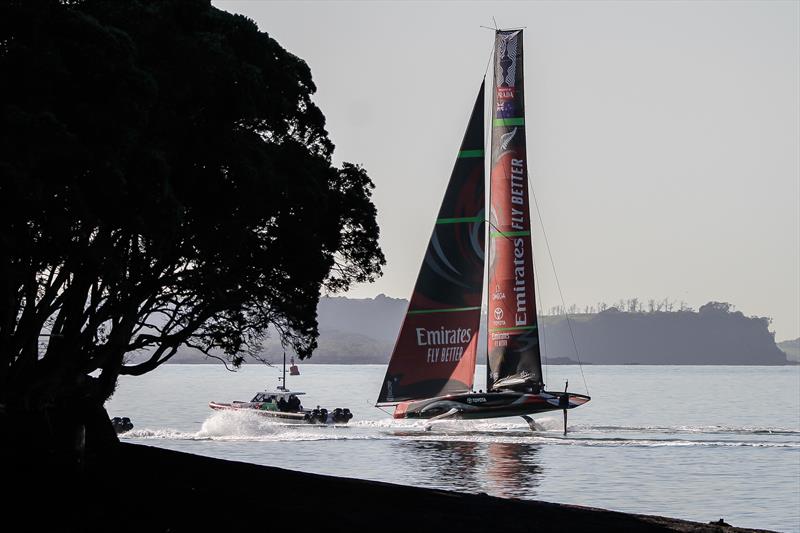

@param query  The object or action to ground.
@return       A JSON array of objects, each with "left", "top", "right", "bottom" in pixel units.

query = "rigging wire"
[
  {"left": 478, "top": 17, "right": 499, "bottom": 33},
  {"left": 483, "top": 39, "right": 494, "bottom": 79},
  {"left": 533, "top": 249, "right": 549, "bottom": 387},
  {"left": 527, "top": 179, "right": 590, "bottom": 396},
  {"left": 481, "top": 33, "right": 495, "bottom": 389},
  {"left": 375, "top": 405, "right": 393, "bottom": 417}
]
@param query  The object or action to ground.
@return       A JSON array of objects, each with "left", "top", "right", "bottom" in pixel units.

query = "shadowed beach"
[{"left": 7, "top": 441, "right": 776, "bottom": 533}]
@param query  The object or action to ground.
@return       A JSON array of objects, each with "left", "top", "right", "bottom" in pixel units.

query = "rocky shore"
[{"left": 8, "top": 442, "right": 776, "bottom": 533}]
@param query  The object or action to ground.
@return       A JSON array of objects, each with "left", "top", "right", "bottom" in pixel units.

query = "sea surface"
[{"left": 106, "top": 364, "right": 800, "bottom": 532}]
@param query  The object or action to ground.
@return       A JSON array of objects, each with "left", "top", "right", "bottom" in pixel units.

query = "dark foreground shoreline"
[{"left": 9, "top": 442, "right": 776, "bottom": 533}]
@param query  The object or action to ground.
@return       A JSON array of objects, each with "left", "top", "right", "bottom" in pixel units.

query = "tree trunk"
[
  {"left": 1, "top": 396, "right": 121, "bottom": 527},
  {"left": 1, "top": 398, "right": 119, "bottom": 473}
]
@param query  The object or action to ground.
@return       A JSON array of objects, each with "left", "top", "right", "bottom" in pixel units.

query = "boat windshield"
[
  {"left": 251, "top": 393, "right": 275, "bottom": 403},
  {"left": 251, "top": 389, "right": 306, "bottom": 401}
]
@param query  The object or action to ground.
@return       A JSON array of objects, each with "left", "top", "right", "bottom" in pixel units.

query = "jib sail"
[
  {"left": 487, "top": 30, "right": 544, "bottom": 392},
  {"left": 376, "top": 83, "right": 486, "bottom": 405}
]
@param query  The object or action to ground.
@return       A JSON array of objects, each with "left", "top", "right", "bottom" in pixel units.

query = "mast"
[
  {"left": 487, "top": 29, "right": 544, "bottom": 393},
  {"left": 376, "top": 83, "right": 486, "bottom": 406},
  {"left": 279, "top": 350, "right": 286, "bottom": 391}
]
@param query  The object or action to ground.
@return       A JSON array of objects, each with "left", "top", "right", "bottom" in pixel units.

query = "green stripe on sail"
[
  {"left": 489, "top": 325, "right": 538, "bottom": 333},
  {"left": 457, "top": 149, "right": 484, "bottom": 158},
  {"left": 436, "top": 216, "right": 483, "bottom": 225},
  {"left": 408, "top": 306, "right": 482, "bottom": 315},
  {"left": 491, "top": 230, "right": 530, "bottom": 238},
  {"left": 493, "top": 117, "right": 525, "bottom": 127}
]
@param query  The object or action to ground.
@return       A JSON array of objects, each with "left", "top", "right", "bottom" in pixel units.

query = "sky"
[{"left": 214, "top": 1, "right": 799, "bottom": 341}]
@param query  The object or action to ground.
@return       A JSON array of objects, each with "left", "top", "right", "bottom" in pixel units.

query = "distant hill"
[
  {"left": 777, "top": 338, "right": 800, "bottom": 363},
  {"left": 317, "top": 294, "right": 407, "bottom": 343},
  {"left": 535, "top": 303, "right": 788, "bottom": 365},
  {"left": 141, "top": 297, "right": 790, "bottom": 365}
]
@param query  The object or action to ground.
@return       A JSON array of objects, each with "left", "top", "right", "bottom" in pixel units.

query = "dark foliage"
[{"left": 0, "top": 0, "right": 384, "bottom": 445}]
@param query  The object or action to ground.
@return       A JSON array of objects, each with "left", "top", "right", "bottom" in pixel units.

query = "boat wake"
[
  {"left": 577, "top": 424, "right": 800, "bottom": 436},
  {"left": 120, "top": 412, "right": 800, "bottom": 449},
  {"left": 122, "top": 428, "right": 206, "bottom": 440},
  {"left": 349, "top": 418, "right": 800, "bottom": 448},
  {"left": 121, "top": 411, "right": 358, "bottom": 442}
]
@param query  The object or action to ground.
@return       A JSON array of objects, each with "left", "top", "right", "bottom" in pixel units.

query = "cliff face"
[
  {"left": 317, "top": 294, "right": 407, "bottom": 343},
  {"left": 537, "top": 303, "right": 787, "bottom": 365}
]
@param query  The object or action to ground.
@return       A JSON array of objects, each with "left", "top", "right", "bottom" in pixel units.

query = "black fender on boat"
[
  {"left": 328, "top": 407, "right": 353, "bottom": 423},
  {"left": 111, "top": 416, "right": 134, "bottom": 434}
]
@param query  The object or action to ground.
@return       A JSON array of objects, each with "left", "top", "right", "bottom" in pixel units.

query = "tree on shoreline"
[{"left": 0, "top": 0, "right": 384, "bottom": 456}]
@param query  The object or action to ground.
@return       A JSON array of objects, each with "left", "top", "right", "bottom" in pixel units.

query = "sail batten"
[
  {"left": 493, "top": 118, "right": 525, "bottom": 126},
  {"left": 487, "top": 29, "right": 544, "bottom": 393},
  {"left": 376, "top": 83, "right": 486, "bottom": 405},
  {"left": 436, "top": 216, "right": 484, "bottom": 224},
  {"left": 490, "top": 325, "right": 537, "bottom": 332},
  {"left": 490, "top": 230, "right": 531, "bottom": 237}
]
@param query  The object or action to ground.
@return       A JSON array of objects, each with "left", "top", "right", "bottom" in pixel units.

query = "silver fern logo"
[{"left": 500, "top": 128, "right": 518, "bottom": 150}]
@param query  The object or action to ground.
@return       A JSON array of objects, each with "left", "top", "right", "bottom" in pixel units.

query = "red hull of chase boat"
[
  {"left": 210, "top": 353, "right": 353, "bottom": 425},
  {"left": 209, "top": 401, "right": 308, "bottom": 422},
  {"left": 208, "top": 394, "right": 353, "bottom": 425}
]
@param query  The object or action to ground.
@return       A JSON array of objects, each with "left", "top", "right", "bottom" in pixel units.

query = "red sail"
[
  {"left": 377, "top": 83, "right": 485, "bottom": 405},
  {"left": 487, "top": 30, "right": 544, "bottom": 392}
]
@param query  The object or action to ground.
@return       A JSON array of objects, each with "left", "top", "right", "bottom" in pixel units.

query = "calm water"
[{"left": 106, "top": 364, "right": 800, "bottom": 532}]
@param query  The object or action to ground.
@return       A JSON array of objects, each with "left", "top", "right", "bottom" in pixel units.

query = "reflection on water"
[
  {"left": 397, "top": 440, "right": 482, "bottom": 493},
  {"left": 394, "top": 440, "right": 543, "bottom": 498},
  {"left": 485, "top": 442, "right": 542, "bottom": 498}
]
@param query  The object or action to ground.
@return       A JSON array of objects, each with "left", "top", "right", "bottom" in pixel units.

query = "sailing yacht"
[{"left": 375, "top": 29, "right": 590, "bottom": 432}]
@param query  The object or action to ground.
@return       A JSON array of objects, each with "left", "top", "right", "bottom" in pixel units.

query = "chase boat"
[
  {"left": 209, "top": 389, "right": 352, "bottom": 424},
  {"left": 209, "top": 353, "right": 353, "bottom": 424}
]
